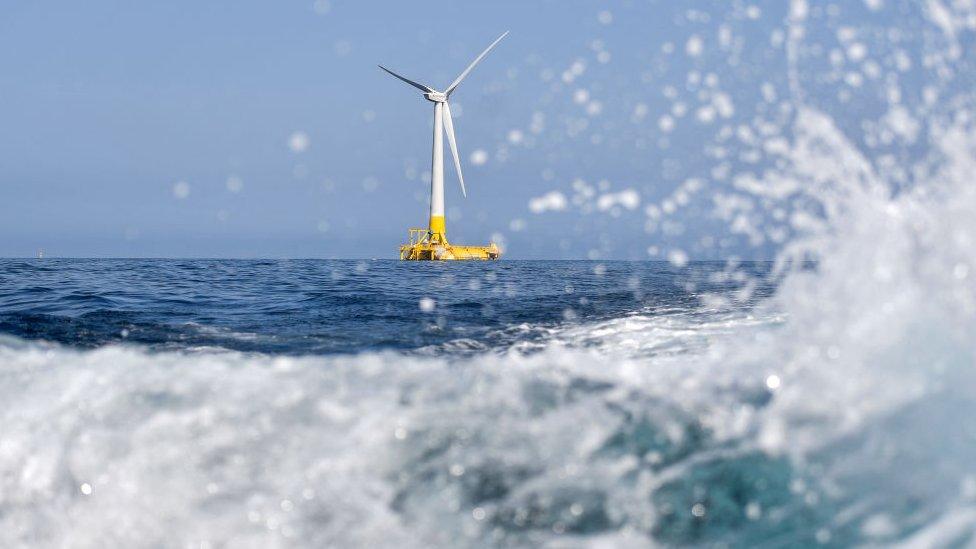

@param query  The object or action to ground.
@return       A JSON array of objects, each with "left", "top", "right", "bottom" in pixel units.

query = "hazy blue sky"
[{"left": 1, "top": 1, "right": 928, "bottom": 258}]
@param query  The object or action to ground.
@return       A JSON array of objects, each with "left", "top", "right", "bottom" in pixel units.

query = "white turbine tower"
[{"left": 379, "top": 31, "right": 508, "bottom": 249}]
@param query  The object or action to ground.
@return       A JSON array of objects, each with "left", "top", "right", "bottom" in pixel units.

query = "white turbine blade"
[
  {"left": 445, "top": 31, "right": 509, "bottom": 97},
  {"left": 442, "top": 102, "right": 466, "bottom": 197},
  {"left": 377, "top": 65, "right": 433, "bottom": 93}
]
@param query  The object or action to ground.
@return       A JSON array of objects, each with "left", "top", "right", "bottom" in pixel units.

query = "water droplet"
[
  {"left": 226, "top": 176, "right": 243, "bottom": 193},
  {"left": 312, "top": 0, "right": 331, "bottom": 15},
  {"left": 288, "top": 132, "right": 309, "bottom": 153},
  {"left": 470, "top": 149, "right": 488, "bottom": 166},
  {"left": 745, "top": 501, "right": 762, "bottom": 520},
  {"left": 172, "top": 181, "right": 190, "bottom": 199}
]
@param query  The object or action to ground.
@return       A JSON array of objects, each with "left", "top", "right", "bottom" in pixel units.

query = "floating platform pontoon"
[{"left": 399, "top": 227, "right": 500, "bottom": 261}]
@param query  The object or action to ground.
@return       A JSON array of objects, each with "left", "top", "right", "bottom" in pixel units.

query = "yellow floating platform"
[{"left": 399, "top": 228, "right": 500, "bottom": 261}]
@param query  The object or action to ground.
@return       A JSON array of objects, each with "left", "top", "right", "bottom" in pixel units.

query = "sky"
[{"left": 0, "top": 0, "right": 932, "bottom": 259}]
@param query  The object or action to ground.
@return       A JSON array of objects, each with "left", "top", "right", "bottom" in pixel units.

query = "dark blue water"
[{"left": 0, "top": 259, "right": 774, "bottom": 355}]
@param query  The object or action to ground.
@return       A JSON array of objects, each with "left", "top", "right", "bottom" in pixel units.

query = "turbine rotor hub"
[{"left": 424, "top": 91, "right": 448, "bottom": 103}]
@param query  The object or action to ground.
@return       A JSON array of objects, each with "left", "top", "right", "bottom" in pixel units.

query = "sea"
[
  {"left": 1, "top": 253, "right": 975, "bottom": 548},
  {"left": 0, "top": 259, "right": 774, "bottom": 356}
]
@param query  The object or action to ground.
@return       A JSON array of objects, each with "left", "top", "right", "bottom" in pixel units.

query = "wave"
[{"left": 0, "top": 224, "right": 972, "bottom": 548}]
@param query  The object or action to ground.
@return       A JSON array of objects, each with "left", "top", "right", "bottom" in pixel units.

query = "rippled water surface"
[{"left": 0, "top": 259, "right": 774, "bottom": 356}]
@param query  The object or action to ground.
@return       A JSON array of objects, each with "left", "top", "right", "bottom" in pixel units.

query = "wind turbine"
[{"left": 380, "top": 32, "right": 508, "bottom": 259}]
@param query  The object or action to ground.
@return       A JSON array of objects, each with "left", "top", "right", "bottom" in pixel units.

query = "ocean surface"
[
  {"left": 3, "top": 255, "right": 975, "bottom": 548},
  {"left": 0, "top": 259, "right": 775, "bottom": 356}
]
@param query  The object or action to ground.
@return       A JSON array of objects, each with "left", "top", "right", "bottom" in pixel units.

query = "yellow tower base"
[{"left": 399, "top": 228, "right": 500, "bottom": 261}]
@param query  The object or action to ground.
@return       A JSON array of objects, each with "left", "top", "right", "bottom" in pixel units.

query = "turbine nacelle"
[{"left": 424, "top": 91, "right": 448, "bottom": 103}]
